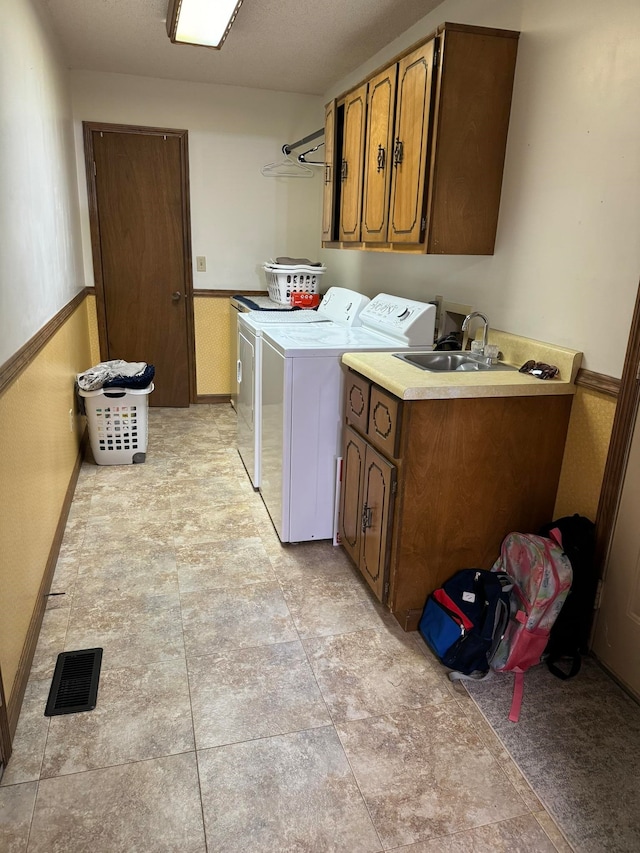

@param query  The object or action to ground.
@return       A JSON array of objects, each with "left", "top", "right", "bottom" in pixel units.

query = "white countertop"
[{"left": 342, "top": 330, "right": 582, "bottom": 401}]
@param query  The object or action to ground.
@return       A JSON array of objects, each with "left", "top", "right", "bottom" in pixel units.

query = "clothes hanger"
[
  {"left": 261, "top": 153, "right": 315, "bottom": 178},
  {"left": 261, "top": 128, "right": 324, "bottom": 178}
]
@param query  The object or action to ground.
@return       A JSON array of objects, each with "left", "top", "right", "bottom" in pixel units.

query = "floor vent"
[{"left": 45, "top": 648, "right": 103, "bottom": 716}]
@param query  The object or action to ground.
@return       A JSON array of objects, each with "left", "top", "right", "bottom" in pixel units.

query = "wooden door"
[
  {"left": 339, "top": 426, "right": 367, "bottom": 567},
  {"left": 362, "top": 64, "right": 397, "bottom": 243},
  {"left": 360, "top": 443, "right": 396, "bottom": 603},
  {"left": 338, "top": 84, "right": 368, "bottom": 242},
  {"left": 84, "top": 124, "right": 194, "bottom": 407},
  {"left": 322, "top": 100, "right": 337, "bottom": 241},
  {"left": 389, "top": 40, "right": 436, "bottom": 243},
  {"left": 593, "top": 404, "right": 640, "bottom": 701}
]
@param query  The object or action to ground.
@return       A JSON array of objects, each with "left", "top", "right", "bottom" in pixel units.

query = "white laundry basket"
[
  {"left": 263, "top": 264, "right": 325, "bottom": 304},
  {"left": 79, "top": 384, "right": 154, "bottom": 465}
]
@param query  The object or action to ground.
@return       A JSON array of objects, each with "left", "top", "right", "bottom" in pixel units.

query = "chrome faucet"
[{"left": 461, "top": 312, "right": 490, "bottom": 351}]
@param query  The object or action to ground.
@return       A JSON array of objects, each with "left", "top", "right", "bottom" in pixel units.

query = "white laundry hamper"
[{"left": 79, "top": 384, "right": 154, "bottom": 465}]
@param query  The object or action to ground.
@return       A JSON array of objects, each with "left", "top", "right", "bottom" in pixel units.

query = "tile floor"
[{"left": 1, "top": 405, "right": 573, "bottom": 852}]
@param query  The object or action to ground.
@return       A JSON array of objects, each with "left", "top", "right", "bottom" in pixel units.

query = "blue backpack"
[{"left": 419, "top": 569, "right": 513, "bottom": 676}]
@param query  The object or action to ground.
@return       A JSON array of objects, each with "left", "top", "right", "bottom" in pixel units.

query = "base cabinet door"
[
  {"left": 339, "top": 424, "right": 396, "bottom": 603},
  {"left": 339, "top": 426, "right": 367, "bottom": 567},
  {"left": 360, "top": 443, "right": 396, "bottom": 601}
]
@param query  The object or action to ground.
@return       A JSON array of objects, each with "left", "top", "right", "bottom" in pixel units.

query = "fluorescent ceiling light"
[{"left": 166, "top": 0, "right": 244, "bottom": 49}]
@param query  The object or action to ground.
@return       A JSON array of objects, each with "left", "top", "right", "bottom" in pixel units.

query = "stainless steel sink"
[{"left": 393, "top": 351, "right": 518, "bottom": 372}]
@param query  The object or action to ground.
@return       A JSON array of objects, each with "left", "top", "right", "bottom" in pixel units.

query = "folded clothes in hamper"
[
  {"left": 77, "top": 360, "right": 154, "bottom": 391},
  {"left": 104, "top": 364, "right": 155, "bottom": 389},
  {"left": 274, "top": 257, "right": 323, "bottom": 266}
]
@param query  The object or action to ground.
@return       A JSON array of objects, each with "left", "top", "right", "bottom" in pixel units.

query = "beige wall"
[
  {"left": 0, "top": 301, "right": 92, "bottom": 704},
  {"left": 0, "top": 0, "right": 90, "bottom": 713},
  {"left": 193, "top": 296, "right": 233, "bottom": 396},
  {"left": 321, "top": 0, "right": 640, "bottom": 380},
  {"left": 0, "top": 0, "right": 85, "bottom": 366},
  {"left": 318, "top": 0, "right": 640, "bottom": 523},
  {"left": 69, "top": 71, "right": 325, "bottom": 295},
  {"left": 554, "top": 389, "right": 616, "bottom": 522}
]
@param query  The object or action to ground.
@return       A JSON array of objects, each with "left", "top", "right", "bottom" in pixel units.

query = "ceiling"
[{"left": 37, "top": 0, "right": 444, "bottom": 96}]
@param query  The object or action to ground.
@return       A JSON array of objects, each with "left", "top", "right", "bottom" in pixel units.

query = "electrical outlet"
[
  {"left": 68, "top": 408, "right": 75, "bottom": 433},
  {"left": 196, "top": 256, "right": 206, "bottom": 272}
]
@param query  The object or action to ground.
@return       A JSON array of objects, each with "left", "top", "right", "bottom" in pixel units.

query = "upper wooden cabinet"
[{"left": 322, "top": 22, "right": 519, "bottom": 255}]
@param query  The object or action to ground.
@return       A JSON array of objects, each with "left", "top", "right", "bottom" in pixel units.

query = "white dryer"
[
  {"left": 259, "top": 294, "right": 437, "bottom": 543},
  {"left": 236, "top": 287, "right": 370, "bottom": 488}
]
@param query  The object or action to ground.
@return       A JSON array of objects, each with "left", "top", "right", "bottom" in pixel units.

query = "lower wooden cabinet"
[{"left": 339, "top": 368, "right": 573, "bottom": 631}]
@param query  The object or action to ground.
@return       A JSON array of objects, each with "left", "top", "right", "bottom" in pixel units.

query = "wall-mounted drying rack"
[
  {"left": 283, "top": 128, "right": 324, "bottom": 164},
  {"left": 296, "top": 140, "right": 324, "bottom": 165},
  {"left": 261, "top": 128, "right": 324, "bottom": 178}
]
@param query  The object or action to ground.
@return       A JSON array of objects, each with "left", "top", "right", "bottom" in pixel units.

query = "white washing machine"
[
  {"left": 236, "top": 287, "right": 370, "bottom": 488},
  {"left": 259, "top": 294, "right": 437, "bottom": 543},
  {"left": 230, "top": 295, "right": 299, "bottom": 411}
]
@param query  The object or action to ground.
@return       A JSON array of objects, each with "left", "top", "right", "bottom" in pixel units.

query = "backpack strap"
[
  {"left": 547, "top": 652, "right": 582, "bottom": 680},
  {"left": 508, "top": 670, "right": 525, "bottom": 722},
  {"left": 547, "top": 527, "right": 563, "bottom": 548}
]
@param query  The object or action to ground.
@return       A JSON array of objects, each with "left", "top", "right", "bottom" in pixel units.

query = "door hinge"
[
  {"left": 391, "top": 480, "right": 397, "bottom": 495},
  {"left": 433, "top": 41, "right": 441, "bottom": 68},
  {"left": 383, "top": 581, "right": 390, "bottom": 599},
  {"left": 636, "top": 359, "right": 640, "bottom": 380},
  {"left": 421, "top": 216, "right": 426, "bottom": 232},
  {"left": 93, "top": 161, "right": 96, "bottom": 177},
  {"left": 594, "top": 578, "right": 604, "bottom": 609}
]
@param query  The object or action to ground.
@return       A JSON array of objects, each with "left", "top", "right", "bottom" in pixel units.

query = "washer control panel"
[{"left": 359, "top": 294, "right": 437, "bottom": 346}]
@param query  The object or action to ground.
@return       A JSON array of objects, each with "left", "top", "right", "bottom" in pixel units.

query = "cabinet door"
[
  {"left": 339, "top": 425, "right": 367, "bottom": 567},
  {"left": 361, "top": 65, "right": 397, "bottom": 243},
  {"left": 425, "top": 27, "right": 519, "bottom": 254},
  {"left": 368, "top": 385, "right": 402, "bottom": 459},
  {"left": 345, "top": 370, "right": 371, "bottom": 434},
  {"left": 360, "top": 443, "right": 396, "bottom": 603},
  {"left": 338, "top": 84, "right": 368, "bottom": 242},
  {"left": 322, "top": 100, "right": 337, "bottom": 242},
  {"left": 389, "top": 40, "right": 436, "bottom": 243}
]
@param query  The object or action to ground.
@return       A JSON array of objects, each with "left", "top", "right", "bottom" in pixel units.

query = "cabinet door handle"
[
  {"left": 236, "top": 359, "right": 242, "bottom": 383},
  {"left": 172, "top": 291, "right": 182, "bottom": 302},
  {"left": 377, "top": 145, "right": 386, "bottom": 173},
  {"left": 341, "top": 159, "right": 348, "bottom": 182},
  {"left": 393, "top": 138, "right": 404, "bottom": 166},
  {"left": 361, "top": 504, "right": 373, "bottom": 532}
]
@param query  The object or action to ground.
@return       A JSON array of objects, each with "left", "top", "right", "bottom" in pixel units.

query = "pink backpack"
[{"left": 490, "top": 530, "right": 572, "bottom": 721}]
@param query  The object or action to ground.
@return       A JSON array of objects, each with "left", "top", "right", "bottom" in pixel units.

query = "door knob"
[{"left": 172, "top": 291, "right": 182, "bottom": 302}]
